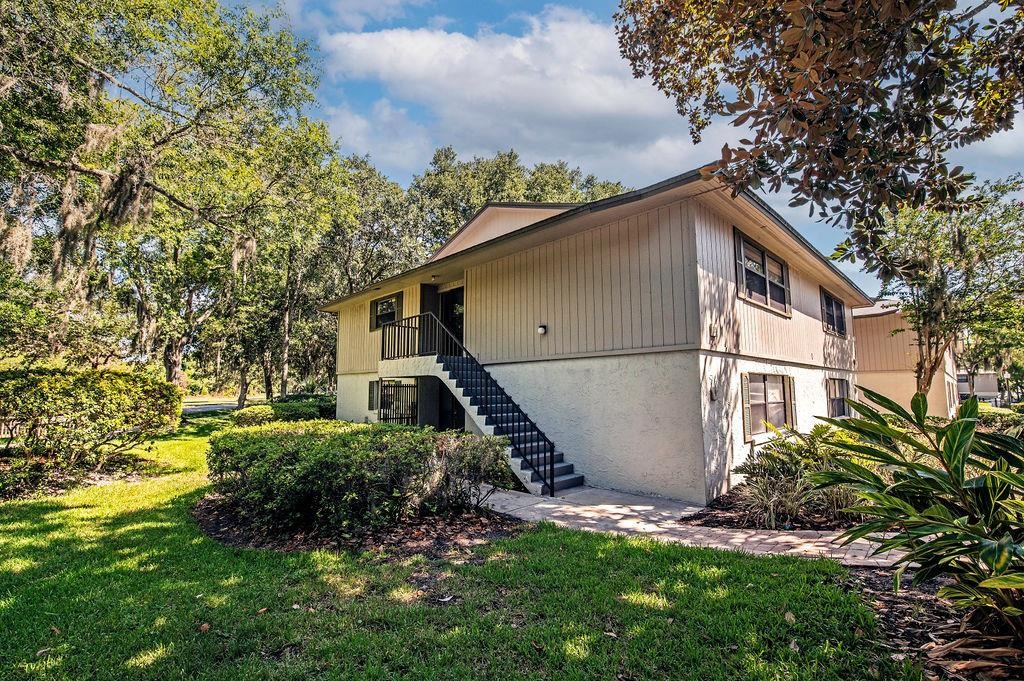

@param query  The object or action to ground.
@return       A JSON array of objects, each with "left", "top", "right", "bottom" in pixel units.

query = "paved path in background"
[
  {"left": 486, "top": 486, "right": 896, "bottom": 567},
  {"left": 182, "top": 399, "right": 241, "bottom": 415}
]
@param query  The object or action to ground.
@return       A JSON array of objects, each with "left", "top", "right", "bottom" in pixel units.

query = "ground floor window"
[
  {"left": 368, "top": 380, "right": 379, "bottom": 410},
  {"left": 826, "top": 378, "right": 850, "bottom": 417},
  {"left": 743, "top": 373, "right": 794, "bottom": 439}
]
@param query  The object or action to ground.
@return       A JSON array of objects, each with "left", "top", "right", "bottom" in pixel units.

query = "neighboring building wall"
[
  {"left": 853, "top": 310, "right": 957, "bottom": 417},
  {"left": 463, "top": 199, "right": 700, "bottom": 364},
  {"left": 487, "top": 351, "right": 707, "bottom": 503}
]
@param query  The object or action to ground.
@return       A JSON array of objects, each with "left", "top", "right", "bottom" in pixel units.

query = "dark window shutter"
[
  {"left": 734, "top": 229, "right": 746, "bottom": 299},
  {"left": 784, "top": 375, "right": 796, "bottom": 429},
  {"left": 741, "top": 373, "right": 752, "bottom": 442},
  {"left": 368, "top": 380, "right": 379, "bottom": 410},
  {"left": 820, "top": 288, "right": 828, "bottom": 331}
]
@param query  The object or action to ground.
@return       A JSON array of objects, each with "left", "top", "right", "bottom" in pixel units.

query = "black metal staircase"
[{"left": 381, "top": 312, "right": 584, "bottom": 495}]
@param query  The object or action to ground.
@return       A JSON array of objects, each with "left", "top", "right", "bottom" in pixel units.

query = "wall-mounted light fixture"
[{"left": 537, "top": 324, "right": 547, "bottom": 335}]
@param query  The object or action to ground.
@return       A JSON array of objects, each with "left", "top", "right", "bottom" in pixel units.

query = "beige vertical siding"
[
  {"left": 853, "top": 312, "right": 917, "bottom": 372},
  {"left": 336, "top": 283, "right": 420, "bottom": 374},
  {"left": 693, "top": 199, "right": 856, "bottom": 370},
  {"left": 463, "top": 200, "right": 699, "bottom": 362}
]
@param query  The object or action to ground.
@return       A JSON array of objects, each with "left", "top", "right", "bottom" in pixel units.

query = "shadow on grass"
[{"left": 0, "top": 457, "right": 913, "bottom": 679}]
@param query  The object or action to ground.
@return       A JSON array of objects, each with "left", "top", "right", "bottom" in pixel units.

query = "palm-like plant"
[{"left": 815, "top": 388, "right": 1024, "bottom": 638}]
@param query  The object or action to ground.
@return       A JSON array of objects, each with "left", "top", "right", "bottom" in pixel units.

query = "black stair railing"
[{"left": 381, "top": 312, "right": 557, "bottom": 495}]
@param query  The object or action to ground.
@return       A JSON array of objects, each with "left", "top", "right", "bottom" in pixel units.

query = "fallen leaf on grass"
[
  {"left": 36, "top": 648, "right": 52, "bottom": 657},
  {"left": 789, "top": 640, "right": 800, "bottom": 653},
  {"left": 436, "top": 595, "right": 454, "bottom": 603},
  {"left": 50, "top": 627, "right": 61, "bottom": 636},
  {"left": 199, "top": 623, "right": 210, "bottom": 633},
  {"left": 604, "top": 631, "right": 618, "bottom": 639},
  {"left": 784, "top": 611, "right": 796, "bottom": 624},
  {"left": 257, "top": 608, "right": 268, "bottom": 615},
  {"left": 531, "top": 641, "right": 544, "bottom": 653}
]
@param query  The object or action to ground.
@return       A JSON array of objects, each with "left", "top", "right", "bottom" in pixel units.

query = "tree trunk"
[
  {"left": 163, "top": 336, "right": 188, "bottom": 388},
  {"left": 237, "top": 363, "right": 249, "bottom": 409},
  {"left": 262, "top": 351, "right": 274, "bottom": 402},
  {"left": 968, "top": 373, "right": 976, "bottom": 397},
  {"left": 214, "top": 347, "right": 222, "bottom": 389},
  {"left": 280, "top": 248, "right": 300, "bottom": 399},
  {"left": 280, "top": 306, "right": 291, "bottom": 398}
]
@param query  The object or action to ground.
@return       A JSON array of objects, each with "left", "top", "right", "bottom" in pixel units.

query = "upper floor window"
[
  {"left": 734, "top": 229, "right": 790, "bottom": 313},
  {"left": 826, "top": 378, "right": 850, "bottom": 418},
  {"left": 370, "top": 292, "right": 403, "bottom": 330},
  {"left": 820, "top": 289, "right": 847, "bottom": 337}
]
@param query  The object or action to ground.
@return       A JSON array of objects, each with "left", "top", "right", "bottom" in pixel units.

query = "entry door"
[{"left": 439, "top": 287, "right": 464, "bottom": 343}]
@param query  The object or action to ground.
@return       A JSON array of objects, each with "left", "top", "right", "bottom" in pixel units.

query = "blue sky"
[{"left": 278, "top": 0, "right": 1024, "bottom": 296}]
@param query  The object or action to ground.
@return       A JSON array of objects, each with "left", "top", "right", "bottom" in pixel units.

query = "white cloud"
[
  {"left": 319, "top": 6, "right": 719, "bottom": 183},
  {"left": 326, "top": 99, "right": 434, "bottom": 169},
  {"left": 284, "top": 0, "right": 428, "bottom": 32}
]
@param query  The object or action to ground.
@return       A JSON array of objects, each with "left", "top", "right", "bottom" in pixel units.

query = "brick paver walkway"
[{"left": 486, "top": 486, "right": 896, "bottom": 567}]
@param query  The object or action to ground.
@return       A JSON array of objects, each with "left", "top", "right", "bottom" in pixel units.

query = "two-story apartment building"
[{"left": 322, "top": 170, "right": 873, "bottom": 504}]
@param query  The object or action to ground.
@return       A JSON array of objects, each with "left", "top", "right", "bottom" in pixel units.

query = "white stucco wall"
[
  {"left": 336, "top": 372, "right": 378, "bottom": 422},
  {"left": 699, "top": 353, "right": 857, "bottom": 496},
  {"left": 485, "top": 351, "right": 707, "bottom": 503}
]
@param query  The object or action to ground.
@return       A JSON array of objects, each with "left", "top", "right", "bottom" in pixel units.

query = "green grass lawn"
[{"left": 0, "top": 415, "right": 915, "bottom": 680}]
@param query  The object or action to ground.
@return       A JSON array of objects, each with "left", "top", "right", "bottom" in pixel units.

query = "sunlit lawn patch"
[{"left": 0, "top": 414, "right": 914, "bottom": 680}]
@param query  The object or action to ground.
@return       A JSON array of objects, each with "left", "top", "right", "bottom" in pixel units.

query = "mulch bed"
[
  {"left": 849, "top": 568, "right": 1024, "bottom": 680},
  {"left": 193, "top": 493, "right": 524, "bottom": 558},
  {"left": 677, "top": 488, "right": 856, "bottom": 531}
]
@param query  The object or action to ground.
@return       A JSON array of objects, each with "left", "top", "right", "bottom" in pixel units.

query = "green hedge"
[
  {"left": 0, "top": 369, "right": 182, "bottom": 467},
  {"left": 977, "top": 408, "right": 1024, "bottom": 432},
  {"left": 231, "top": 400, "right": 327, "bottom": 427},
  {"left": 208, "top": 421, "right": 512, "bottom": 533},
  {"left": 273, "top": 393, "right": 334, "bottom": 418}
]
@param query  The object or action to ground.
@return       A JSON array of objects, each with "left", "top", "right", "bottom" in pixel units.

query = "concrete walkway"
[{"left": 486, "top": 486, "right": 895, "bottom": 567}]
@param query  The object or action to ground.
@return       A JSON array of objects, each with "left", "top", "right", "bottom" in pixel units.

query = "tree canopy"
[
  {"left": 409, "top": 147, "right": 628, "bottom": 250},
  {"left": 0, "top": 1, "right": 626, "bottom": 397},
  {"left": 615, "top": 0, "right": 1024, "bottom": 259},
  {"left": 872, "top": 176, "right": 1024, "bottom": 392}
]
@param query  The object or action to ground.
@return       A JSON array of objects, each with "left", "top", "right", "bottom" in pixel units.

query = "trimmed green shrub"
[
  {"left": 273, "top": 393, "right": 334, "bottom": 418},
  {"left": 208, "top": 421, "right": 511, "bottom": 533},
  {"left": 1011, "top": 403, "right": 1024, "bottom": 415},
  {"left": 230, "top": 401, "right": 322, "bottom": 427},
  {"left": 733, "top": 424, "right": 860, "bottom": 528},
  {"left": 977, "top": 406, "right": 1024, "bottom": 433},
  {"left": 0, "top": 368, "right": 182, "bottom": 468},
  {"left": 815, "top": 390, "right": 1024, "bottom": 639}
]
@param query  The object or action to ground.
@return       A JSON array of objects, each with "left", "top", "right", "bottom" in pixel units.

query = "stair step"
[
  {"left": 510, "top": 441, "right": 557, "bottom": 457},
  {"left": 507, "top": 431, "right": 546, "bottom": 445},
  {"left": 427, "top": 343, "right": 581, "bottom": 497},
  {"left": 468, "top": 394, "right": 515, "bottom": 408},
  {"left": 516, "top": 451, "right": 564, "bottom": 468},
  {"left": 485, "top": 413, "right": 527, "bottom": 427},
  {"left": 541, "top": 473, "right": 585, "bottom": 493},
  {"left": 528, "top": 462, "right": 574, "bottom": 480}
]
